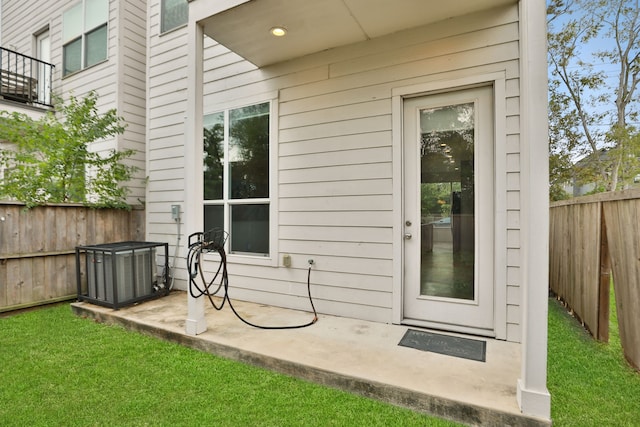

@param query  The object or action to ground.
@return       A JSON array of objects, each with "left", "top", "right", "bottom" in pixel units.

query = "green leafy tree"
[
  {"left": 548, "top": 0, "right": 640, "bottom": 199},
  {"left": 0, "top": 92, "right": 136, "bottom": 208}
]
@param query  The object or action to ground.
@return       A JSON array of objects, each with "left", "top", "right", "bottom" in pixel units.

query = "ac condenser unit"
[{"left": 76, "top": 241, "right": 169, "bottom": 309}]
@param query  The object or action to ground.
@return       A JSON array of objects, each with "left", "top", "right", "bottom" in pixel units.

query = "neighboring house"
[
  {"left": 0, "top": 0, "right": 147, "bottom": 204},
  {"left": 0, "top": 43, "right": 55, "bottom": 178},
  {"left": 564, "top": 148, "right": 640, "bottom": 197},
  {"left": 0, "top": 0, "right": 551, "bottom": 420}
]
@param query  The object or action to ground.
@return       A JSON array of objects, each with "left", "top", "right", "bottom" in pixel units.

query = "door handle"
[{"left": 404, "top": 233, "right": 412, "bottom": 240}]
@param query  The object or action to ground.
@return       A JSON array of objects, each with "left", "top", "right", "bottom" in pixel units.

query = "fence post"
[{"left": 597, "top": 203, "right": 610, "bottom": 342}]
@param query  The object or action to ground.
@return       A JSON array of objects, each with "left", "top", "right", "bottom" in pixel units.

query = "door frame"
[
  {"left": 402, "top": 86, "right": 494, "bottom": 333},
  {"left": 391, "top": 72, "right": 508, "bottom": 339}
]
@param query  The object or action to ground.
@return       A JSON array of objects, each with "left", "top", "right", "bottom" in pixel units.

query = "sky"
[{"left": 547, "top": 0, "right": 639, "bottom": 130}]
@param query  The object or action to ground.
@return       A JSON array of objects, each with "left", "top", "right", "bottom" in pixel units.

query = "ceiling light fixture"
[{"left": 270, "top": 26, "right": 287, "bottom": 37}]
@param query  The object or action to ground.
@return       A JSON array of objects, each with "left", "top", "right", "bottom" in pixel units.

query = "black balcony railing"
[{"left": 0, "top": 47, "right": 54, "bottom": 107}]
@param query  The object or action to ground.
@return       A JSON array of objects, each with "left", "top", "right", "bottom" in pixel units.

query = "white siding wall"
[
  {"left": 1, "top": 0, "right": 147, "bottom": 204},
  {"left": 146, "top": 1, "right": 189, "bottom": 268},
  {"left": 148, "top": 3, "right": 522, "bottom": 340},
  {"left": 116, "top": 0, "right": 147, "bottom": 201}
]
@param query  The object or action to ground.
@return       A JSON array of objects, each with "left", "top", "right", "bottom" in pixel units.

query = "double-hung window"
[
  {"left": 62, "top": 0, "right": 108, "bottom": 76},
  {"left": 203, "top": 102, "right": 271, "bottom": 257}
]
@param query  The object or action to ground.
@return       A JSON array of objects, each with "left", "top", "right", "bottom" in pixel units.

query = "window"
[
  {"left": 62, "top": 0, "right": 108, "bottom": 76},
  {"left": 203, "top": 102, "right": 271, "bottom": 256},
  {"left": 161, "top": 0, "right": 188, "bottom": 33}
]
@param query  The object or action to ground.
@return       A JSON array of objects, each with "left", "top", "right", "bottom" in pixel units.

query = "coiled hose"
[{"left": 187, "top": 229, "right": 318, "bottom": 329}]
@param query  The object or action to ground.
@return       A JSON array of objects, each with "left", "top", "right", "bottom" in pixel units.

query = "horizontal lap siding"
[
  {"left": 58, "top": 0, "right": 119, "bottom": 143},
  {"left": 1, "top": 0, "right": 64, "bottom": 98},
  {"left": 275, "top": 59, "right": 395, "bottom": 321},
  {"left": 506, "top": 125, "right": 523, "bottom": 340},
  {"left": 117, "top": 0, "right": 148, "bottom": 203},
  {"left": 146, "top": 0, "right": 188, "bottom": 251},
  {"left": 281, "top": 6, "right": 517, "bottom": 323},
  {"left": 147, "top": 3, "right": 521, "bottom": 325}
]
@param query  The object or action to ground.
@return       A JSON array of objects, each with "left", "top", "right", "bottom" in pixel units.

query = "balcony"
[{"left": 0, "top": 47, "right": 54, "bottom": 108}]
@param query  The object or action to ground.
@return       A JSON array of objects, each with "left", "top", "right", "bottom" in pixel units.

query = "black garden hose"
[{"left": 187, "top": 229, "right": 318, "bottom": 329}]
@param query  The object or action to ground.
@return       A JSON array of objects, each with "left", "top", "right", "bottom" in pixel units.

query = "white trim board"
[{"left": 391, "top": 72, "right": 508, "bottom": 342}]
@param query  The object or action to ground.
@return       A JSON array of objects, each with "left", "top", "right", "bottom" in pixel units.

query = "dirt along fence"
[
  {"left": 550, "top": 189, "right": 640, "bottom": 371},
  {"left": 0, "top": 202, "right": 144, "bottom": 313}
]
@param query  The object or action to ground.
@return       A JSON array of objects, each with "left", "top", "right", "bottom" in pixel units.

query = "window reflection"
[
  {"left": 231, "top": 204, "right": 269, "bottom": 255},
  {"left": 203, "top": 112, "right": 224, "bottom": 200},
  {"left": 420, "top": 103, "right": 475, "bottom": 300},
  {"left": 229, "top": 103, "right": 269, "bottom": 199}
]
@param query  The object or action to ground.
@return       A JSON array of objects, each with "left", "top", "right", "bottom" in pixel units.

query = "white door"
[
  {"left": 35, "top": 30, "right": 50, "bottom": 105},
  {"left": 403, "top": 86, "right": 495, "bottom": 336}
]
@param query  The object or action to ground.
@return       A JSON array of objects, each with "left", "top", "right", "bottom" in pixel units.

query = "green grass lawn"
[
  {"left": 1, "top": 296, "right": 638, "bottom": 426},
  {"left": 0, "top": 304, "right": 457, "bottom": 427},
  {"left": 547, "top": 290, "right": 640, "bottom": 426}
]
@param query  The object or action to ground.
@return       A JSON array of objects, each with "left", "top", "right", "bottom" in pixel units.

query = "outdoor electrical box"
[
  {"left": 171, "top": 204, "right": 180, "bottom": 220},
  {"left": 75, "top": 241, "right": 169, "bottom": 309}
]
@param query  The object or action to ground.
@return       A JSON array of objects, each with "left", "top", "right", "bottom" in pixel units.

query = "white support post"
[
  {"left": 184, "top": 14, "right": 206, "bottom": 336},
  {"left": 517, "top": 0, "right": 551, "bottom": 420}
]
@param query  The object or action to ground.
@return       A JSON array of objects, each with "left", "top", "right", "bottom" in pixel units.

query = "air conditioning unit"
[{"left": 76, "top": 241, "right": 169, "bottom": 309}]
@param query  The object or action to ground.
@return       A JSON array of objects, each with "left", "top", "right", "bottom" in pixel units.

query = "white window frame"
[
  {"left": 62, "top": 0, "right": 109, "bottom": 76},
  {"left": 203, "top": 96, "right": 279, "bottom": 267}
]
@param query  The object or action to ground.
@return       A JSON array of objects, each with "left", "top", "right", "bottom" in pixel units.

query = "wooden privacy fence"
[
  {"left": 550, "top": 189, "right": 640, "bottom": 371},
  {"left": 0, "top": 202, "right": 144, "bottom": 312}
]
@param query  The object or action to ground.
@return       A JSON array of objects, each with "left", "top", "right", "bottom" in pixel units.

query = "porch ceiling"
[{"left": 196, "top": 0, "right": 516, "bottom": 67}]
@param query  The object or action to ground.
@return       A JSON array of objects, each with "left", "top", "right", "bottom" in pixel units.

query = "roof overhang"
[{"left": 190, "top": 0, "right": 517, "bottom": 67}]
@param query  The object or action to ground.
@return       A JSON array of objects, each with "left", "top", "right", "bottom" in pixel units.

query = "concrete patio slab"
[{"left": 71, "top": 291, "right": 550, "bottom": 426}]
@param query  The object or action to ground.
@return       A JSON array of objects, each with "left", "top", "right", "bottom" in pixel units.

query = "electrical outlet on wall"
[{"left": 283, "top": 254, "right": 291, "bottom": 267}]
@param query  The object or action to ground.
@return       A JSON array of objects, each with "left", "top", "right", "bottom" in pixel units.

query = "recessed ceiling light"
[{"left": 270, "top": 27, "right": 287, "bottom": 37}]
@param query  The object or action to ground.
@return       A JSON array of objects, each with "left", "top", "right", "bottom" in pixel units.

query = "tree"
[
  {"left": 0, "top": 92, "right": 136, "bottom": 208},
  {"left": 548, "top": 0, "right": 640, "bottom": 199}
]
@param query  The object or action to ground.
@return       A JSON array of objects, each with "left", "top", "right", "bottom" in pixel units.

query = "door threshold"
[{"left": 401, "top": 318, "right": 496, "bottom": 339}]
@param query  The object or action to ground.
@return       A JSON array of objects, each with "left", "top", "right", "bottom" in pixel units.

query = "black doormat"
[{"left": 398, "top": 329, "right": 486, "bottom": 362}]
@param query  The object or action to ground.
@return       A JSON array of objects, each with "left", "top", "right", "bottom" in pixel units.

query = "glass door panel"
[{"left": 419, "top": 103, "right": 475, "bottom": 301}]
